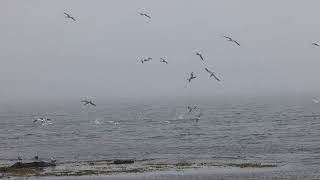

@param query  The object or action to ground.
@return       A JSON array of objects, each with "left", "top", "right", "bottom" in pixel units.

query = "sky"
[{"left": 1, "top": 0, "right": 320, "bottom": 100}]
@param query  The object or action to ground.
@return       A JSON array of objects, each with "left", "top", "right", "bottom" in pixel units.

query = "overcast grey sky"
[{"left": 1, "top": 0, "right": 320, "bottom": 100}]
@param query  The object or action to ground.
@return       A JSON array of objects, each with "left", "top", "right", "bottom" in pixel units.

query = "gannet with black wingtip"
[
  {"left": 194, "top": 52, "right": 204, "bottom": 61},
  {"left": 141, "top": 57, "right": 152, "bottom": 64},
  {"left": 138, "top": 12, "right": 151, "bottom": 19},
  {"left": 187, "top": 106, "right": 197, "bottom": 113},
  {"left": 223, "top": 35, "right": 240, "bottom": 46},
  {"left": 64, "top": 12, "right": 76, "bottom": 21},
  {"left": 187, "top": 72, "right": 197, "bottom": 82},
  {"left": 205, "top": 68, "right": 221, "bottom": 82},
  {"left": 160, "top": 58, "right": 168, "bottom": 64},
  {"left": 81, "top": 99, "right": 96, "bottom": 107}
]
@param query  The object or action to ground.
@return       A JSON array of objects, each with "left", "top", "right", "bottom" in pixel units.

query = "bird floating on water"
[
  {"left": 187, "top": 72, "right": 197, "bottom": 82},
  {"left": 138, "top": 12, "right": 151, "bottom": 19},
  {"left": 194, "top": 52, "right": 204, "bottom": 61},
  {"left": 205, "top": 68, "right": 221, "bottom": 82},
  {"left": 81, "top": 99, "right": 96, "bottom": 107},
  {"left": 160, "top": 58, "right": 168, "bottom": 64},
  {"left": 222, "top": 35, "right": 240, "bottom": 46},
  {"left": 34, "top": 152, "right": 39, "bottom": 161},
  {"left": 50, "top": 157, "right": 57, "bottom": 163},
  {"left": 64, "top": 12, "right": 76, "bottom": 21},
  {"left": 33, "top": 118, "right": 52, "bottom": 126},
  {"left": 141, "top": 57, "right": 152, "bottom": 64}
]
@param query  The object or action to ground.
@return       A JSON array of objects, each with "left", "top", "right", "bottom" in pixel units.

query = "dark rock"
[
  {"left": 11, "top": 161, "right": 56, "bottom": 168},
  {"left": 113, "top": 159, "right": 134, "bottom": 164}
]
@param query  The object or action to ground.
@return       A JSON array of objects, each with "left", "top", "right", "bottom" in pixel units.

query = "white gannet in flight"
[
  {"left": 205, "top": 68, "right": 221, "bottom": 82},
  {"left": 187, "top": 72, "right": 197, "bottom": 82},
  {"left": 64, "top": 12, "right": 76, "bottom": 21},
  {"left": 141, "top": 57, "right": 152, "bottom": 64},
  {"left": 194, "top": 52, "right": 204, "bottom": 61},
  {"left": 160, "top": 58, "right": 168, "bottom": 64},
  {"left": 81, "top": 99, "right": 96, "bottom": 106},
  {"left": 138, "top": 12, "right": 151, "bottom": 19},
  {"left": 187, "top": 106, "right": 197, "bottom": 113},
  {"left": 222, "top": 35, "right": 240, "bottom": 46}
]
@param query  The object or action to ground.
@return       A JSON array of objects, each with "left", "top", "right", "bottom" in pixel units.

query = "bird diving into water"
[
  {"left": 18, "top": 153, "right": 22, "bottom": 161},
  {"left": 138, "top": 12, "right": 151, "bottom": 19},
  {"left": 81, "top": 99, "right": 96, "bottom": 107},
  {"left": 160, "top": 58, "right": 168, "bottom": 64},
  {"left": 194, "top": 52, "right": 204, "bottom": 61},
  {"left": 222, "top": 35, "right": 240, "bottom": 46},
  {"left": 205, "top": 68, "right": 221, "bottom": 82},
  {"left": 64, "top": 12, "right": 76, "bottom": 21},
  {"left": 187, "top": 72, "right": 197, "bottom": 82},
  {"left": 141, "top": 57, "right": 152, "bottom": 64}
]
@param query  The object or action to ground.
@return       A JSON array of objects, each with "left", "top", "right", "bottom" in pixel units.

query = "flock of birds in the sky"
[{"left": 24, "top": 10, "right": 320, "bottom": 163}]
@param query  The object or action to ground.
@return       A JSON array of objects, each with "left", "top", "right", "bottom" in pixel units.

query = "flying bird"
[
  {"left": 312, "top": 42, "right": 320, "bottom": 46},
  {"left": 138, "top": 12, "right": 151, "bottom": 19},
  {"left": 81, "top": 99, "right": 96, "bottom": 107},
  {"left": 205, "top": 68, "right": 221, "bottom": 82},
  {"left": 194, "top": 52, "right": 204, "bottom": 61},
  {"left": 312, "top": 99, "right": 320, "bottom": 104},
  {"left": 222, "top": 35, "right": 240, "bottom": 46},
  {"left": 160, "top": 58, "right": 168, "bottom": 64},
  {"left": 187, "top": 106, "right": 197, "bottom": 113},
  {"left": 141, "top": 57, "right": 152, "bottom": 64},
  {"left": 187, "top": 72, "right": 197, "bottom": 82},
  {"left": 64, "top": 12, "right": 76, "bottom": 21}
]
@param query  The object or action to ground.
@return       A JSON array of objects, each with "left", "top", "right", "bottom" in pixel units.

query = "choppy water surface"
[{"left": 0, "top": 96, "right": 319, "bottom": 179}]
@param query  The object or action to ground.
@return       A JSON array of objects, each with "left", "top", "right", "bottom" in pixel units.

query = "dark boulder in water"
[
  {"left": 11, "top": 161, "right": 56, "bottom": 168},
  {"left": 113, "top": 159, "right": 134, "bottom": 164}
]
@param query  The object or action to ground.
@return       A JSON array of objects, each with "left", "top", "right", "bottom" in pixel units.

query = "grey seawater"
[{"left": 0, "top": 95, "right": 320, "bottom": 179}]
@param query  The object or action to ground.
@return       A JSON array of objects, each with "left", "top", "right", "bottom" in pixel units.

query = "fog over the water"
[{"left": 1, "top": 0, "right": 320, "bottom": 100}]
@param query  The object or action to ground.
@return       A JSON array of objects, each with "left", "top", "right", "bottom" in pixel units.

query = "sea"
[{"left": 0, "top": 95, "right": 319, "bottom": 179}]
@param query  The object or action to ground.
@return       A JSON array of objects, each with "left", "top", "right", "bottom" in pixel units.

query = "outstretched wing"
[
  {"left": 205, "top": 68, "right": 212, "bottom": 74},
  {"left": 233, "top": 40, "right": 240, "bottom": 46},
  {"left": 223, "top": 35, "right": 232, "bottom": 41},
  {"left": 212, "top": 73, "right": 221, "bottom": 82}
]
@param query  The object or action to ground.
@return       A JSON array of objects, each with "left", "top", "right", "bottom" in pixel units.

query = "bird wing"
[
  {"left": 212, "top": 74, "right": 221, "bottom": 82},
  {"left": 89, "top": 102, "right": 96, "bottom": 106},
  {"left": 205, "top": 68, "right": 212, "bottom": 74},
  {"left": 64, "top": 12, "right": 69, "bottom": 16},
  {"left": 223, "top": 36, "right": 232, "bottom": 41},
  {"left": 199, "top": 54, "right": 204, "bottom": 61},
  {"left": 145, "top": 14, "right": 151, "bottom": 18},
  {"left": 71, "top": 17, "right": 76, "bottom": 21},
  {"left": 233, "top": 40, "right": 240, "bottom": 46}
]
